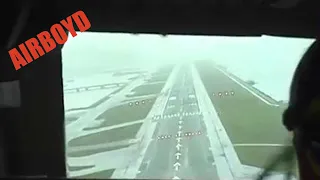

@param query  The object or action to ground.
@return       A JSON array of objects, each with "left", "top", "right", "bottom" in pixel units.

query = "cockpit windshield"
[{"left": 62, "top": 33, "right": 314, "bottom": 180}]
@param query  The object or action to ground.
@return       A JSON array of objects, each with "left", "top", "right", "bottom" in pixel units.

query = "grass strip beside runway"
[
  {"left": 67, "top": 144, "right": 130, "bottom": 157},
  {"left": 195, "top": 60, "right": 292, "bottom": 171},
  {"left": 68, "top": 123, "right": 142, "bottom": 146},
  {"left": 126, "top": 83, "right": 165, "bottom": 97},
  {"left": 93, "top": 98, "right": 156, "bottom": 127}
]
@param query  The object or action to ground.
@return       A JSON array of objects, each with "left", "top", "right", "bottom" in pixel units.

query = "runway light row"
[
  {"left": 157, "top": 131, "right": 202, "bottom": 140},
  {"left": 157, "top": 135, "right": 172, "bottom": 139},
  {"left": 128, "top": 99, "right": 152, "bottom": 106},
  {"left": 152, "top": 112, "right": 202, "bottom": 120},
  {"left": 176, "top": 131, "right": 202, "bottom": 137},
  {"left": 212, "top": 91, "right": 235, "bottom": 97}
]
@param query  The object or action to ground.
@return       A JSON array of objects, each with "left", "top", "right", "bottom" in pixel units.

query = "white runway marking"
[
  {"left": 176, "top": 137, "right": 182, "bottom": 143},
  {"left": 172, "top": 175, "right": 180, "bottom": 179},
  {"left": 175, "top": 152, "right": 182, "bottom": 160}
]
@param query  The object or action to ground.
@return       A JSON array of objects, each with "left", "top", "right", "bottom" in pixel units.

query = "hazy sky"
[
  {"left": 61, "top": 32, "right": 315, "bottom": 100},
  {"left": 62, "top": 32, "right": 314, "bottom": 80}
]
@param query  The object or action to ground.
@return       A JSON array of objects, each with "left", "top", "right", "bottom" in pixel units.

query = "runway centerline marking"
[
  {"left": 175, "top": 152, "right": 182, "bottom": 160},
  {"left": 176, "top": 137, "right": 182, "bottom": 143},
  {"left": 176, "top": 143, "right": 182, "bottom": 151}
]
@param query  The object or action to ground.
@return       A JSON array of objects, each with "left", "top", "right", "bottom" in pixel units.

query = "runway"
[{"left": 136, "top": 65, "right": 219, "bottom": 179}]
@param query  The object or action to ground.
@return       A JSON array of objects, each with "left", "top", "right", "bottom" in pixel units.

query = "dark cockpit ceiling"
[
  {"left": 4, "top": 0, "right": 320, "bottom": 47},
  {"left": 58, "top": 0, "right": 319, "bottom": 38}
]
